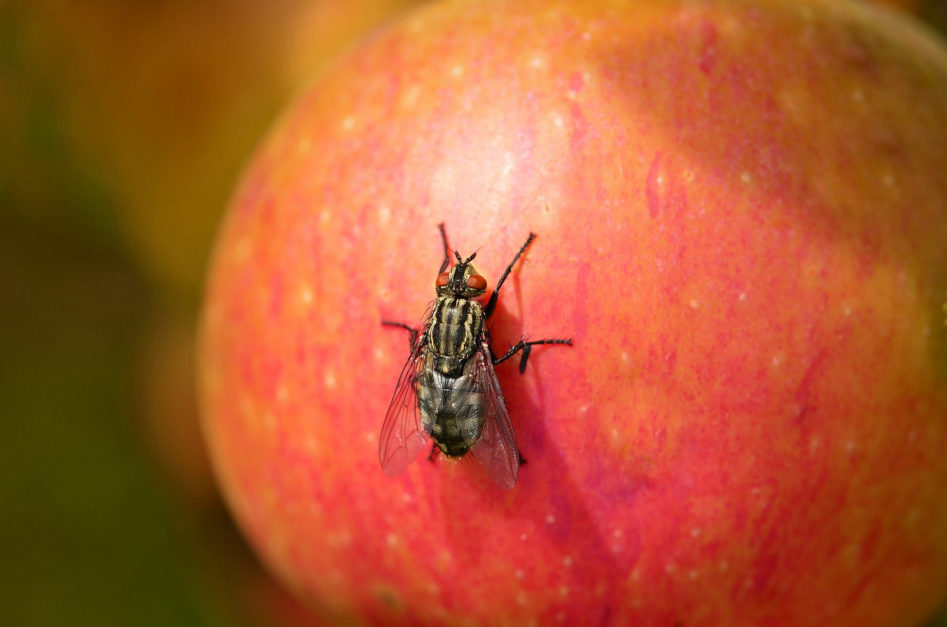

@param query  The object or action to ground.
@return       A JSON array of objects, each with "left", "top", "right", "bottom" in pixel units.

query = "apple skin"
[{"left": 200, "top": 0, "right": 947, "bottom": 624}]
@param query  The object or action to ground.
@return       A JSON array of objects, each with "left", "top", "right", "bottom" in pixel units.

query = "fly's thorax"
[{"left": 428, "top": 296, "right": 484, "bottom": 375}]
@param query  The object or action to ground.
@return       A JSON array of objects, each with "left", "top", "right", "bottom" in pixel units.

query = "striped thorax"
[{"left": 428, "top": 297, "right": 484, "bottom": 376}]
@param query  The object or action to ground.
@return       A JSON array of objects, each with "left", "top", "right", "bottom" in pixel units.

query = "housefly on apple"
[{"left": 379, "top": 224, "right": 572, "bottom": 489}]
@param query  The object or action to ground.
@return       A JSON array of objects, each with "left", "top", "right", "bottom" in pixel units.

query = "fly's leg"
[
  {"left": 494, "top": 337, "right": 573, "bottom": 374},
  {"left": 427, "top": 444, "right": 440, "bottom": 463},
  {"left": 437, "top": 223, "right": 451, "bottom": 274},
  {"left": 381, "top": 320, "right": 419, "bottom": 350},
  {"left": 484, "top": 232, "right": 536, "bottom": 318}
]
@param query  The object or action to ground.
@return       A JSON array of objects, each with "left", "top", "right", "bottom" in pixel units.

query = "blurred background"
[{"left": 0, "top": 1, "right": 944, "bottom": 625}]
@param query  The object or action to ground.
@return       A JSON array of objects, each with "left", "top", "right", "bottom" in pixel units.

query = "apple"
[
  {"left": 26, "top": 0, "right": 422, "bottom": 297},
  {"left": 8, "top": 3, "right": 423, "bottom": 625},
  {"left": 865, "top": 0, "right": 921, "bottom": 13},
  {"left": 862, "top": 0, "right": 947, "bottom": 38},
  {"left": 200, "top": 0, "right": 947, "bottom": 624}
]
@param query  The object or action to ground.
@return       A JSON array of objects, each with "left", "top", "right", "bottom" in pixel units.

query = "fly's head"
[{"left": 435, "top": 250, "right": 488, "bottom": 299}]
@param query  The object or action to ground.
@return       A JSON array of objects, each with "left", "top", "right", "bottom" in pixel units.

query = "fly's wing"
[
  {"left": 378, "top": 340, "right": 429, "bottom": 476},
  {"left": 379, "top": 314, "right": 433, "bottom": 476},
  {"left": 470, "top": 343, "right": 520, "bottom": 489}
]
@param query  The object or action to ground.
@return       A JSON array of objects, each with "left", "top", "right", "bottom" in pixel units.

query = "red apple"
[{"left": 200, "top": 0, "right": 947, "bottom": 624}]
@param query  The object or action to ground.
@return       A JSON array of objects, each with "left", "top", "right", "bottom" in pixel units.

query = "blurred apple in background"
[
  {"left": 870, "top": 0, "right": 947, "bottom": 34},
  {"left": 868, "top": 0, "right": 922, "bottom": 12},
  {"left": 201, "top": 0, "right": 947, "bottom": 624},
  {"left": 28, "top": 0, "right": 423, "bottom": 509},
  {"left": 869, "top": 0, "right": 947, "bottom": 38},
  {"left": 32, "top": 0, "right": 422, "bottom": 299},
  {"left": 1, "top": 0, "right": 422, "bottom": 625}
]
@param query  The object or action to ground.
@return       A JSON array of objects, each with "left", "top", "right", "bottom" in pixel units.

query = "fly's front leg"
[
  {"left": 494, "top": 337, "right": 573, "bottom": 373},
  {"left": 484, "top": 232, "right": 536, "bottom": 318},
  {"left": 381, "top": 320, "right": 419, "bottom": 350},
  {"left": 437, "top": 222, "right": 451, "bottom": 274}
]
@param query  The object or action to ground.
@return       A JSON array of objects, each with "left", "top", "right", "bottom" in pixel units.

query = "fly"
[{"left": 379, "top": 224, "right": 572, "bottom": 489}]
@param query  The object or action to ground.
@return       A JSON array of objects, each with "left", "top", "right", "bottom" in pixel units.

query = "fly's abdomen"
[
  {"left": 417, "top": 353, "right": 485, "bottom": 458},
  {"left": 428, "top": 297, "right": 483, "bottom": 375}
]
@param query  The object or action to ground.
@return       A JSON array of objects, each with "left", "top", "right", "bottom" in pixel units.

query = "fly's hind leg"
[
  {"left": 381, "top": 320, "right": 419, "bottom": 350},
  {"left": 494, "top": 337, "right": 573, "bottom": 373}
]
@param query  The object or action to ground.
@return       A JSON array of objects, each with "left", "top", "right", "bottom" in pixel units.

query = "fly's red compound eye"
[
  {"left": 467, "top": 274, "right": 487, "bottom": 290},
  {"left": 436, "top": 272, "right": 450, "bottom": 287}
]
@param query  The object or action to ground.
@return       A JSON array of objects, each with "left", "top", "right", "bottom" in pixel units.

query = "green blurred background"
[
  {"left": 0, "top": 1, "right": 944, "bottom": 626},
  {"left": 0, "top": 1, "right": 420, "bottom": 625}
]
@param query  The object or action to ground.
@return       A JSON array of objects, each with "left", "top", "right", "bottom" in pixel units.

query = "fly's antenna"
[
  {"left": 438, "top": 224, "right": 480, "bottom": 272},
  {"left": 452, "top": 249, "right": 478, "bottom": 266}
]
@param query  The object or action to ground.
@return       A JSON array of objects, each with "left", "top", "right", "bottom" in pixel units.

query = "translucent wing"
[
  {"left": 470, "top": 342, "right": 520, "bottom": 489},
  {"left": 379, "top": 311, "right": 434, "bottom": 476}
]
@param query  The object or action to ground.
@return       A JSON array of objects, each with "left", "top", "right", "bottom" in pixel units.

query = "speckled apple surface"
[{"left": 200, "top": 0, "right": 947, "bottom": 624}]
